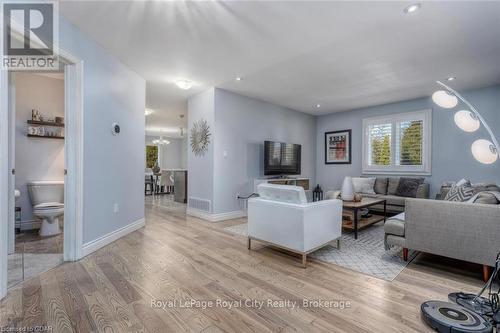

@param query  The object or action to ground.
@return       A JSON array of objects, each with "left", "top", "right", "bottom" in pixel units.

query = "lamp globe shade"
[
  {"left": 432, "top": 90, "right": 458, "bottom": 109},
  {"left": 454, "top": 110, "right": 480, "bottom": 132},
  {"left": 471, "top": 139, "right": 498, "bottom": 164}
]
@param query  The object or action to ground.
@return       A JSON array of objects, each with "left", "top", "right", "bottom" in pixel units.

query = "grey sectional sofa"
[{"left": 364, "top": 177, "right": 430, "bottom": 213}]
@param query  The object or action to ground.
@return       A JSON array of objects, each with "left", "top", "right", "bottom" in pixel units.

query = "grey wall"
[
  {"left": 187, "top": 88, "right": 317, "bottom": 215},
  {"left": 145, "top": 136, "right": 187, "bottom": 170},
  {"left": 213, "top": 89, "right": 316, "bottom": 214},
  {"left": 316, "top": 85, "right": 500, "bottom": 197},
  {"left": 187, "top": 88, "right": 215, "bottom": 210},
  {"left": 59, "top": 17, "right": 146, "bottom": 244},
  {"left": 14, "top": 73, "right": 65, "bottom": 226}
]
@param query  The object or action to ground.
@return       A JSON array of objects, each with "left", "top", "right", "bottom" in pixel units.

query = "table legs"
[
  {"left": 354, "top": 207, "right": 358, "bottom": 239},
  {"left": 383, "top": 200, "right": 387, "bottom": 223}
]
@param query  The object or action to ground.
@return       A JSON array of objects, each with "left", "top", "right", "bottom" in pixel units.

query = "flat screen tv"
[{"left": 264, "top": 141, "right": 301, "bottom": 175}]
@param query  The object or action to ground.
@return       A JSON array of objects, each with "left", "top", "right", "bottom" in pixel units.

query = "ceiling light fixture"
[
  {"left": 145, "top": 108, "right": 154, "bottom": 116},
  {"left": 403, "top": 3, "right": 421, "bottom": 14},
  {"left": 175, "top": 80, "right": 193, "bottom": 90},
  {"left": 447, "top": 76, "right": 456, "bottom": 81},
  {"left": 235, "top": 77, "right": 242, "bottom": 81},
  {"left": 152, "top": 135, "right": 170, "bottom": 146},
  {"left": 316, "top": 104, "right": 321, "bottom": 108}
]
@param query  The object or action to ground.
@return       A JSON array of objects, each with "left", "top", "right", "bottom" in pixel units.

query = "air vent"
[{"left": 188, "top": 197, "right": 211, "bottom": 212}]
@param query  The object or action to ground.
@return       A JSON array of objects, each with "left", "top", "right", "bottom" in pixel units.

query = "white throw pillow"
[{"left": 352, "top": 177, "right": 376, "bottom": 194}]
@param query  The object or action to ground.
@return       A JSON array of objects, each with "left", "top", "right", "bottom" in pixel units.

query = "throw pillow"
[
  {"left": 444, "top": 181, "right": 474, "bottom": 202},
  {"left": 387, "top": 177, "right": 400, "bottom": 195},
  {"left": 473, "top": 192, "right": 500, "bottom": 205},
  {"left": 374, "top": 177, "right": 388, "bottom": 194},
  {"left": 395, "top": 177, "right": 425, "bottom": 198},
  {"left": 352, "top": 177, "right": 376, "bottom": 194}
]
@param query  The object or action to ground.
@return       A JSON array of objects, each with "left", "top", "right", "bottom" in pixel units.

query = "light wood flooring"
[{"left": 0, "top": 197, "right": 484, "bottom": 332}]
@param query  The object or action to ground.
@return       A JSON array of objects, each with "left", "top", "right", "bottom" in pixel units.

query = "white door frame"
[{"left": 0, "top": 49, "right": 84, "bottom": 300}]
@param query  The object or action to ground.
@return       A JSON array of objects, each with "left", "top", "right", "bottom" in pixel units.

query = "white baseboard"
[
  {"left": 82, "top": 218, "right": 145, "bottom": 258},
  {"left": 187, "top": 209, "right": 247, "bottom": 222}
]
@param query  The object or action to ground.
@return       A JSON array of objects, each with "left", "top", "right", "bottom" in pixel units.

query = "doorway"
[
  {"left": 0, "top": 51, "right": 84, "bottom": 300},
  {"left": 7, "top": 72, "right": 66, "bottom": 288}
]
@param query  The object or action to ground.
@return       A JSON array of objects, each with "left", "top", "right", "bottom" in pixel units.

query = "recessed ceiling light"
[
  {"left": 145, "top": 108, "right": 154, "bottom": 116},
  {"left": 235, "top": 77, "right": 242, "bottom": 81},
  {"left": 316, "top": 104, "right": 321, "bottom": 108},
  {"left": 403, "top": 3, "right": 421, "bottom": 14},
  {"left": 175, "top": 80, "right": 193, "bottom": 90},
  {"left": 447, "top": 76, "right": 456, "bottom": 81}
]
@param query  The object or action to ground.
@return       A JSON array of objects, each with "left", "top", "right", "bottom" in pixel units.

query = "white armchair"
[{"left": 248, "top": 183, "right": 342, "bottom": 267}]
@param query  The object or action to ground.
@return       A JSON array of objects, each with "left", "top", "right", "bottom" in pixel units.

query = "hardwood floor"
[{"left": 0, "top": 197, "right": 484, "bottom": 332}]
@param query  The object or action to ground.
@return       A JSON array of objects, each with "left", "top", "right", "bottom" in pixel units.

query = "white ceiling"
[{"left": 59, "top": 1, "right": 500, "bottom": 135}]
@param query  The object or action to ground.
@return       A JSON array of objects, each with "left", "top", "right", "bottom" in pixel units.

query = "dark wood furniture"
[{"left": 342, "top": 198, "right": 386, "bottom": 239}]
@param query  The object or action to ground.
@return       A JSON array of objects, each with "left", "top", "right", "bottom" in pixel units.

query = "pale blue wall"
[
  {"left": 59, "top": 17, "right": 146, "bottom": 244},
  {"left": 316, "top": 85, "right": 500, "bottom": 197},
  {"left": 187, "top": 88, "right": 215, "bottom": 211},
  {"left": 213, "top": 89, "right": 316, "bottom": 214}
]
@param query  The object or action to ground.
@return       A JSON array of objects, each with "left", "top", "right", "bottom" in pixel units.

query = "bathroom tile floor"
[{"left": 8, "top": 232, "right": 63, "bottom": 288}]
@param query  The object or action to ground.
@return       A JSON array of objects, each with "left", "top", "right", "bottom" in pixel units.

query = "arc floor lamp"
[{"left": 432, "top": 81, "right": 499, "bottom": 164}]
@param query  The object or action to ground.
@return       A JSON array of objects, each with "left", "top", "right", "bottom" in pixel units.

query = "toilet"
[{"left": 27, "top": 181, "right": 64, "bottom": 237}]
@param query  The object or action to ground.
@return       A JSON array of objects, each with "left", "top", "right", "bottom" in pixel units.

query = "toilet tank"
[{"left": 27, "top": 181, "right": 64, "bottom": 206}]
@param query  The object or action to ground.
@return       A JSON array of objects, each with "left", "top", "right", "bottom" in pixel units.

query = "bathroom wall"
[{"left": 14, "top": 73, "right": 65, "bottom": 228}]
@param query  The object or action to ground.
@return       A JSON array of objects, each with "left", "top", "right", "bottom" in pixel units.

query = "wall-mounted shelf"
[
  {"left": 27, "top": 134, "right": 64, "bottom": 140},
  {"left": 27, "top": 120, "right": 65, "bottom": 127}
]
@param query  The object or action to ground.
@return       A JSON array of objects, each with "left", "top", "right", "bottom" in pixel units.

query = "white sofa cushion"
[
  {"left": 352, "top": 177, "right": 376, "bottom": 194},
  {"left": 258, "top": 183, "right": 307, "bottom": 204}
]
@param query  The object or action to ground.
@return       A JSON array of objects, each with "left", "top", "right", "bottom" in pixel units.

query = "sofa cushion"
[
  {"left": 374, "top": 177, "right": 388, "bottom": 194},
  {"left": 473, "top": 192, "right": 500, "bottom": 205},
  {"left": 444, "top": 182, "right": 474, "bottom": 202},
  {"left": 352, "top": 177, "right": 376, "bottom": 194},
  {"left": 380, "top": 195, "right": 406, "bottom": 207},
  {"left": 387, "top": 177, "right": 400, "bottom": 195},
  {"left": 384, "top": 214, "right": 405, "bottom": 237},
  {"left": 395, "top": 177, "right": 424, "bottom": 198}
]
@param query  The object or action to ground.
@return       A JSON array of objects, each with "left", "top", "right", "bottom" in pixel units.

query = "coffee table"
[{"left": 342, "top": 198, "right": 386, "bottom": 239}]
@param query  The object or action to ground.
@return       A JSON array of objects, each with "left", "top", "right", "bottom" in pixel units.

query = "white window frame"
[{"left": 362, "top": 109, "right": 432, "bottom": 175}]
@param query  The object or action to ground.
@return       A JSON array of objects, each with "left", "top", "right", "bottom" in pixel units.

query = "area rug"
[{"left": 224, "top": 222, "right": 417, "bottom": 281}]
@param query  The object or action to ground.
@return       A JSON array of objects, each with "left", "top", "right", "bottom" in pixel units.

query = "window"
[{"left": 362, "top": 110, "right": 431, "bottom": 174}]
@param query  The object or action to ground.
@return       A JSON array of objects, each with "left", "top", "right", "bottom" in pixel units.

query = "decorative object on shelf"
[
  {"left": 354, "top": 193, "right": 363, "bottom": 202},
  {"left": 432, "top": 81, "right": 498, "bottom": 164},
  {"left": 341, "top": 176, "right": 355, "bottom": 201},
  {"left": 55, "top": 116, "right": 64, "bottom": 124},
  {"left": 313, "top": 184, "right": 324, "bottom": 202},
  {"left": 190, "top": 118, "right": 211, "bottom": 157},
  {"left": 31, "top": 109, "right": 41, "bottom": 121},
  {"left": 325, "top": 129, "right": 352, "bottom": 164}
]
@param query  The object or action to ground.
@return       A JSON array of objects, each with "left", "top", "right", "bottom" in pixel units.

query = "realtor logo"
[{"left": 1, "top": 0, "right": 59, "bottom": 70}]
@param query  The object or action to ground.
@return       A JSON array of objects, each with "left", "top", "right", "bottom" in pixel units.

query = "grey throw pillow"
[
  {"left": 374, "top": 177, "right": 388, "bottom": 194},
  {"left": 473, "top": 192, "right": 500, "bottom": 205},
  {"left": 444, "top": 181, "right": 474, "bottom": 202},
  {"left": 395, "top": 177, "right": 425, "bottom": 198},
  {"left": 387, "top": 177, "right": 400, "bottom": 195}
]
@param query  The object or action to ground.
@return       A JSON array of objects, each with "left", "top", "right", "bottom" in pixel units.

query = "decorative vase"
[
  {"left": 354, "top": 193, "right": 363, "bottom": 202},
  {"left": 341, "top": 177, "right": 354, "bottom": 201}
]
